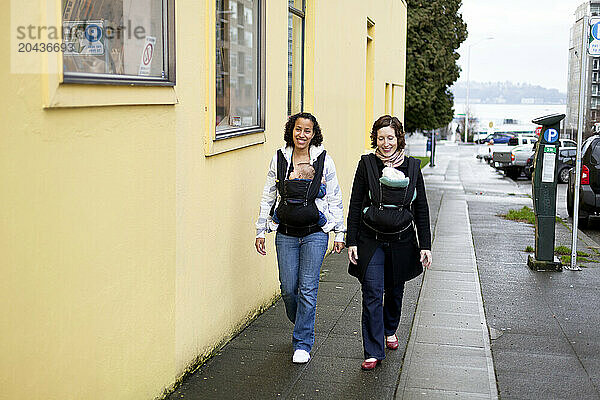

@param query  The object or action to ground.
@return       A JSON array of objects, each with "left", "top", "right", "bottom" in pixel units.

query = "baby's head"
[{"left": 290, "top": 163, "right": 315, "bottom": 180}]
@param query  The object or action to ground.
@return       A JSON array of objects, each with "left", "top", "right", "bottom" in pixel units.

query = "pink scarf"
[{"left": 375, "top": 148, "right": 405, "bottom": 168}]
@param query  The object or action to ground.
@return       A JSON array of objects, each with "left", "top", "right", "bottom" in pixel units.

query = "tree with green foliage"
[{"left": 405, "top": 0, "right": 467, "bottom": 133}]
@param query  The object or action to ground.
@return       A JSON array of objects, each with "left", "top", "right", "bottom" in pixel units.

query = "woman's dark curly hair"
[
  {"left": 284, "top": 112, "right": 323, "bottom": 147},
  {"left": 370, "top": 115, "right": 405, "bottom": 149}
]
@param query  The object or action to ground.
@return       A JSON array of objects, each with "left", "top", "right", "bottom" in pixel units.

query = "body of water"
[{"left": 454, "top": 103, "right": 566, "bottom": 132}]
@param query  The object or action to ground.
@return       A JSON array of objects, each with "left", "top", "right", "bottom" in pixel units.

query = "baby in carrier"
[
  {"left": 380, "top": 166, "right": 409, "bottom": 189},
  {"left": 362, "top": 157, "right": 418, "bottom": 236},
  {"left": 273, "top": 162, "right": 327, "bottom": 226}
]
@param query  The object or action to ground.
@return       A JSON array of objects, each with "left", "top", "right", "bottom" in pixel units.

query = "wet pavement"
[{"left": 454, "top": 142, "right": 600, "bottom": 399}]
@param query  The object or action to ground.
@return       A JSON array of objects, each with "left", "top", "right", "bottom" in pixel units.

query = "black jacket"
[{"left": 346, "top": 155, "right": 431, "bottom": 286}]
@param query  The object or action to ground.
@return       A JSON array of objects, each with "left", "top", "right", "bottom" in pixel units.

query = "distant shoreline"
[
  {"left": 453, "top": 102, "right": 566, "bottom": 106},
  {"left": 452, "top": 103, "right": 566, "bottom": 125}
]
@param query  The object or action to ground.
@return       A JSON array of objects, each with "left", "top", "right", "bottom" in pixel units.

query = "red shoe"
[
  {"left": 361, "top": 358, "right": 381, "bottom": 370},
  {"left": 386, "top": 334, "right": 399, "bottom": 350}
]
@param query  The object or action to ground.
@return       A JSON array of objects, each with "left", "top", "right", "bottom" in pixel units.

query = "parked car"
[
  {"left": 567, "top": 136, "right": 600, "bottom": 225},
  {"left": 560, "top": 139, "right": 577, "bottom": 148},
  {"left": 525, "top": 144, "right": 578, "bottom": 182},
  {"left": 490, "top": 135, "right": 538, "bottom": 176},
  {"left": 507, "top": 135, "right": 538, "bottom": 147},
  {"left": 493, "top": 144, "right": 535, "bottom": 179},
  {"left": 477, "top": 132, "right": 515, "bottom": 144},
  {"left": 557, "top": 148, "right": 577, "bottom": 183}
]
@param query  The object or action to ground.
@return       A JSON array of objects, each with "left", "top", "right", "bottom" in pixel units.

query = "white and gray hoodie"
[{"left": 255, "top": 145, "right": 346, "bottom": 242}]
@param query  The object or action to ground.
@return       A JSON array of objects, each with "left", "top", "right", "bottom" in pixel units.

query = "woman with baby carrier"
[
  {"left": 255, "top": 112, "right": 346, "bottom": 364},
  {"left": 346, "top": 115, "right": 432, "bottom": 370}
]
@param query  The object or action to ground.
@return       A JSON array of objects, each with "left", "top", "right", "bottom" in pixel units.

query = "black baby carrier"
[
  {"left": 271, "top": 149, "right": 327, "bottom": 237},
  {"left": 361, "top": 154, "right": 420, "bottom": 241}
]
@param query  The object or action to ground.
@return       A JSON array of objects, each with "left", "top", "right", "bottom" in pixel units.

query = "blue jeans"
[
  {"left": 275, "top": 230, "right": 328, "bottom": 352},
  {"left": 361, "top": 246, "right": 405, "bottom": 360}
]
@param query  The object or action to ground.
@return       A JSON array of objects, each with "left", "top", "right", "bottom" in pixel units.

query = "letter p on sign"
[{"left": 544, "top": 128, "right": 558, "bottom": 143}]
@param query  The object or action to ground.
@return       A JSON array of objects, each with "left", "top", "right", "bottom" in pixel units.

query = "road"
[{"left": 467, "top": 143, "right": 600, "bottom": 246}]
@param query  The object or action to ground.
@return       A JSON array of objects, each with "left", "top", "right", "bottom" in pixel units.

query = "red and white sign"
[
  {"left": 534, "top": 126, "right": 542, "bottom": 136},
  {"left": 138, "top": 36, "right": 156, "bottom": 76}
]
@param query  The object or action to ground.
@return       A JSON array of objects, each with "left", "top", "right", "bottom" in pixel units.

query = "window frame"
[
  {"left": 62, "top": 0, "right": 176, "bottom": 86},
  {"left": 287, "top": 0, "right": 306, "bottom": 116},
  {"left": 215, "top": 0, "right": 266, "bottom": 141}
]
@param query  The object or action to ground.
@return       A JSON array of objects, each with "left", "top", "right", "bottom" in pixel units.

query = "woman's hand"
[
  {"left": 348, "top": 246, "right": 358, "bottom": 265},
  {"left": 255, "top": 238, "right": 266, "bottom": 255},
  {"left": 420, "top": 250, "right": 432, "bottom": 269},
  {"left": 333, "top": 241, "right": 345, "bottom": 254}
]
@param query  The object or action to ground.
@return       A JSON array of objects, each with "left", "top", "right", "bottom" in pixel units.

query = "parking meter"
[
  {"left": 430, "top": 133, "right": 436, "bottom": 167},
  {"left": 527, "top": 113, "right": 565, "bottom": 271}
]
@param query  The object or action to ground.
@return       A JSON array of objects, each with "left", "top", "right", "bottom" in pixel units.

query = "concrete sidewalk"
[
  {"left": 396, "top": 192, "right": 497, "bottom": 398},
  {"left": 398, "top": 137, "right": 498, "bottom": 399}
]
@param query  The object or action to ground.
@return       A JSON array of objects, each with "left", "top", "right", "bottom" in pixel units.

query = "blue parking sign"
[
  {"left": 590, "top": 18, "right": 600, "bottom": 55},
  {"left": 592, "top": 22, "right": 600, "bottom": 40},
  {"left": 544, "top": 128, "right": 558, "bottom": 143},
  {"left": 85, "top": 24, "right": 102, "bottom": 42}
]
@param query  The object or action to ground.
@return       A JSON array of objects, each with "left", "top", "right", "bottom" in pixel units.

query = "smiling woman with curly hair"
[
  {"left": 283, "top": 112, "right": 323, "bottom": 147},
  {"left": 255, "top": 112, "right": 345, "bottom": 364}
]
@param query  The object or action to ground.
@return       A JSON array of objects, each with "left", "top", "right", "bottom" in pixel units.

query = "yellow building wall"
[
  {"left": 311, "top": 0, "right": 408, "bottom": 190},
  {"left": 173, "top": 0, "right": 289, "bottom": 376},
  {"left": 1, "top": 0, "right": 407, "bottom": 399},
  {"left": 2, "top": 3, "right": 176, "bottom": 400}
]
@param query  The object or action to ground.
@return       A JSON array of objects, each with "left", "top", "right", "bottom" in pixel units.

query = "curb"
[{"left": 560, "top": 218, "right": 600, "bottom": 249}]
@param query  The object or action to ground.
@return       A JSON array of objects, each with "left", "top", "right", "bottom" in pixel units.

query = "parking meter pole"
[
  {"left": 527, "top": 114, "right": 565, "bottom": 271},
  {"left": 569, "top": 15, "right": 590, "bottom": 272},
  {"left": 430, "top": 132, "right": 436, "bottom": 167}
]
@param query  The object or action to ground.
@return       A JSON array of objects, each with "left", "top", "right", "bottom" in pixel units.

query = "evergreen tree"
[{"left": 405, "top": 0, "right": 467, "bottom": 133}]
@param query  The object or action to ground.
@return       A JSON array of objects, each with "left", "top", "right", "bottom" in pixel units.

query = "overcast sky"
[{"left": 456, "top": 0, "right": 588, "bottom": 93}]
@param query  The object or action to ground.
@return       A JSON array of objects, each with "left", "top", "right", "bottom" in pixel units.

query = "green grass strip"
[
  {"left": 554, "top": 246, "right": 571, "bottom": 255},
  {"left": 505, "top": 206, "right": 535, "bottom": 224},
  {"left": 560, "top": 255, "right": 593, "bottom": 265},
  {"left": 554, "top": 246, "right": 590, "bottom": 257}
]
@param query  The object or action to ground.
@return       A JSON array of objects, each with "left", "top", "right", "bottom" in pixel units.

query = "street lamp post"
[{"left": 465, "top": 37, "right": 494, "bottom": 143}]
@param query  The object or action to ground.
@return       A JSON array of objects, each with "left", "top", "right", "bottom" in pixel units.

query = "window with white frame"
[
  {"left": 216, "top": 0, "right": 264, "bottom": 136},
  {"left": 594, "top": 58, "right": 600, "bottom": 70},
  {"left": 288, "top": 0, "right": 305, "bottom": 116},
  {"left": 592, "top": 97, "right": 598, "bottom": 109},
  {"left": 594, "top": 85, "right": 598, "bottom": 96},
  {"left": 62, "top": 0, "right": 175, "bottom": 85},
  {"left": 594, "top": 72, "right": 599, "bottom": 83}
]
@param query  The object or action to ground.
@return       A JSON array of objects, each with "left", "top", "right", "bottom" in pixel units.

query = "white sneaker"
[{"left": 292, "top": 349, "right": 310, "bottom": 364}]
